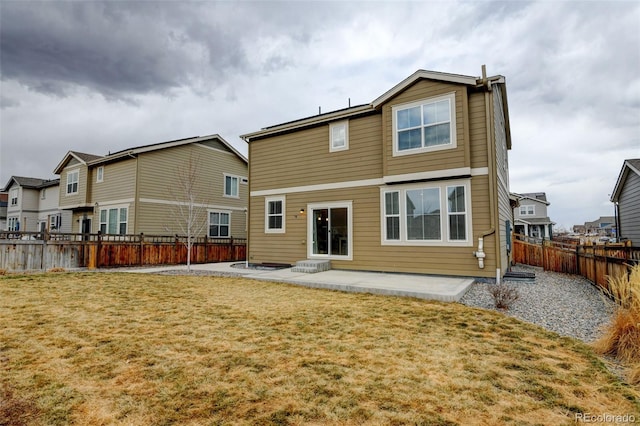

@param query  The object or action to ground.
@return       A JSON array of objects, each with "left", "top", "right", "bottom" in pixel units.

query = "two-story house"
[
  {"left": 241, "top": 68, "right": 513, "bottom": 279},
  {"left": 611, "top": 159, "right": 640, "bottom": 245},
  {"left": 53, "top": 134, "right": 248, "bottom": 238},
  {"left": 512, "top": 192, "right": 554, "bottom": 239},
  {"left": 1, "top": 176, "right": 64, "bottom": 232}
]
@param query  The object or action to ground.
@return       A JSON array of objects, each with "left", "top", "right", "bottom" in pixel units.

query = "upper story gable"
[
  {"left": 241, "top": 68, "right": 511, "bottom": 191},
  {"left": 513, "top": 192, "right": 550, "bottom": 219},
  {"left": 54, "top": 151, "right": 104, "bottom": 209},
  {"left": 2, "top": 176, "right": 60, "bottom": 213},
  {"left": 54, "top": 134, "right": 248, "bottom": 209}
]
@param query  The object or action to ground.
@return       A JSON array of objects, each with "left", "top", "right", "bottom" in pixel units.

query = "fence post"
[{"left": 139, "top": 233, "right": 144, "bottom": 267}]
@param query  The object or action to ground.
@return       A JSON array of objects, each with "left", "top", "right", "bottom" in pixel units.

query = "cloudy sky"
[{"left": 1, "top": 1, "right": 638, "bottom": 230}]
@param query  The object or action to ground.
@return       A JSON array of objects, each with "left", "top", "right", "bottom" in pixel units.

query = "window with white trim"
[
  {"left": 224, "top": 175, "right": 239, "bottom": 198},
  {"left": 393, "top": 93, "right": 456, "bottom": 155},
  {"left": 384, "top": 192, "right": 400, "bottom": 240},
  {"left": 265, "top": 196, "right": 285, "bottom": 233},
  {"left": 66, "top": 170, "right": 79, "bottom": 194},
  {"left": 97, "top": 166, "right": 104, "bottom": 183},
  {"left": 329, "top": 120, "right": 349, "bottom": 152},
  {"left": 7, "top": 217, "right": 19, "bottom": 231},
  {"left": 209, "top": 211, "right": 230, "bottom": 237},
  {"left": 381, "top": 181, "right": 470, "bottom": 246},
  {"left": 9, "top": 188, "right": 18, "bottom": 206},
  {"left": 99, "top": 206, "right": 128, "bottom": 235},
  {"left": 519, "top": 205, "right": 535, "bottom": 216},
  {"left": 49, "top": 214, "right": 62, "bottom": 231},
  {"left": 40, "top": 188, "right": 46, "bottom": 200}
]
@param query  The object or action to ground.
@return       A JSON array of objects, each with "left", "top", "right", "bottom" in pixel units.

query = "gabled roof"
[
  {"left": 611, "top": 158, "right": 640, "bottom": 202},
  {"left": 512, "top": 192, "right": 550, "bottom": 205},
  {"left": 90, "top": 134, "right": 247, "bottom": 166},
  {"left": 2, "top": 176, "right": 60, "bottom": 192},
  {"left": 53, "top": 151, "right": 104, "bottom": 175},
  {"left": 54, "top": 134, "right": 247, "bottom": 175},
  {"left": 241, "top": 67, "right": 507, "bottom": 142}
]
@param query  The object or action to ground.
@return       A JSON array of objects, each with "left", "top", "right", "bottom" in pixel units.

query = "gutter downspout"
[{"left": 473, "top": 65, "right": 497, "bottom": 274}]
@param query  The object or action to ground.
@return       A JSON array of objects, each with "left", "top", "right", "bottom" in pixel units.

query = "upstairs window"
[
  {"left": 329, "top": 121, "right": 349, "bottom": 152},
  {"left": 41, "top": 188, "right": 46, "bottom": 200},
  {"left": 97, "top": 166, "right": 104, "bottom": 183},
  {"left": 66, "top": 170, "right": 79, "bottom": 195},
  {"left": 393, "top": 93, "right": 456, "bottom": 156},
  {"left": 10, "top": 188, "right": 18, "bottom": 206},
  {"left": 519, "top": 205, "right": 535, "bottom": 216},
  {"left": 224, "top": 175, "right": 239, "bottom": 198}
]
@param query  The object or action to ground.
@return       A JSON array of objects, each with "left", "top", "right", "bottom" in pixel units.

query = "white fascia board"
[{"left": 372, "top": 70, "right": 479, "bottom": 108}]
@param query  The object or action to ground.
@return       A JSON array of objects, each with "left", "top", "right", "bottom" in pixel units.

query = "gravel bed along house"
[{"left": 459, "top": 264, "right": 614, "bottom": 343}]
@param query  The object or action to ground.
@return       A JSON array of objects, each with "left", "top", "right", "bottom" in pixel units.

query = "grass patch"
[{"left": 1, "top": 272, "right": 639, "bottom": 425}]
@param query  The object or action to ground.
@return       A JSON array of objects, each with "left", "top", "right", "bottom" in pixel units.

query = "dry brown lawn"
[{"left": 1, "top": 272, "right": 638, "bottom": 425}]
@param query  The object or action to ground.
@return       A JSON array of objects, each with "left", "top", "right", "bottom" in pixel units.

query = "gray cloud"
[{"left": 0, "top": 0, "right": 638, "bottom": 229}]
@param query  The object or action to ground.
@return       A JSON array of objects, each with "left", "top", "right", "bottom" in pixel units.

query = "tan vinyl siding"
[
  {"left": 91, "top": 159, "right": 137, "bottom": 202},
  {"left": 249, "top": 177, "right": 496, "bottom": 278},
  {"left": 249, "top": 114, "right": 383, "bottom": 192},
  {"left": 248, "top": 76, "right": 507, "bottom": 278},
  {"left": 382, "top": 81, "right": 468, "bottom": 177},
  {"left": 468, "top": 92, "right": 489, "bottom": 169},
  {"left": 135, "top": 142, "right": 248, "bottom": 237},
  {"left": 59, "top": 165, "right": 90, "bottom": 208},
  {"left": 493, "top": 85, "right": 512, "bottom": 272}
]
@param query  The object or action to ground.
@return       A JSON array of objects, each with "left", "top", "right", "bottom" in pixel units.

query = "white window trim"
[
  {"left": 10, "top": 188, "right": 18, "bottom": 206},
  {"left": 329, "top": 120, "right": 349, "bottom": 152},
  {"left": 96, "top": 166, "right": 104, "bottom": 183},
  {"left": 208, "top": 209, "right": 232, "bottom": 238},
  {"left": 99, "top": 204, "right": 129, "bottom": 235},
  {"left": 223, "top": 174, "right": 241, "bottom": 198},
  {"left": 519, "top": 205, "right": 535, "bottom": 216},
  {"left": 380, "top": 179, "right": 472, "bottom": 247},
  {"left": 265, "top": 195, "right": 285, "bottom": 234},
  {"left": 392, "top": 92, "right": 457, "bottom": 157},
  {"left": 66, "top": 169, "right": 79, "bottom": 195},
  {"left": 307, "top": 201, "right": 353, "bottom": 261}
]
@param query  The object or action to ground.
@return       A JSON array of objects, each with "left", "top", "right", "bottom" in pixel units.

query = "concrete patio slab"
[{"left": 121, "top": 262, "right": 474, "bottom": 302}]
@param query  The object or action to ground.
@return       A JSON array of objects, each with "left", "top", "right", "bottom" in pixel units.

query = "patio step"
[{"left": 291, "top": 259, "right": 331, "bottom": 273}]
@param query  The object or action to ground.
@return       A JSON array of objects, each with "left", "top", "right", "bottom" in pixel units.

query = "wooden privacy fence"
[
  {"left": 0, "top": 231, "right": 246, "bottom": 271},
  {"left": 513, "top": 234, "right": 640, "bottom": 291}
]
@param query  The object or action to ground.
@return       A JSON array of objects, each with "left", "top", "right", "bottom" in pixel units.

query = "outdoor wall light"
[{"left": 299, "top": 208, "right": 305, "bottom": 214}]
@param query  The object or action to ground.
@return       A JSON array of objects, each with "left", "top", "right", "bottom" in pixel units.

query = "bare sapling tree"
[{"left": 168, "top": 152, "right": 209, "bottom": 272}]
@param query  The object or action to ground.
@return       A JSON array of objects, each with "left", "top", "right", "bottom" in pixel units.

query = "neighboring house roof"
[
  {"left": 512, "top": 192, "right": 550, "bottom": 205},
  {"left": 1, "top": 176, "right": 60, "bottom": 192},
  {"left": 515, "top": 217, "right": 555, "bottom": 226},
  {"left": 241, "top": 67, "right": 510, "bottom": 148},
  {"left": 54, "top": 134, "right": 246, "bottom": 174},
  {"left": 611, "top": 158, "right": 640, "bottom": 202}
]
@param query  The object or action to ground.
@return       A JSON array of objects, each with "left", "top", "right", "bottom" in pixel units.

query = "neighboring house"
[
  {"left": 241, "top": 68, "right": 513, "bottom": 279},
  {"left": 1, "top": 176, "right": 64, "bottom": 232},
  {"left": 583, "top": 216, "right": 616, "bottom": 237},
  {"left": 53, "top": 134, "right": 248, "bottom": 238},
  {"left": 512, "top": 192, "right": 554, "bottom": 239},
  {"left": 611, "top": 159, "right": 640, "bottom": 245},
  {"left": 0, "top": 193, "right": 7, "bottom": 230}
]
